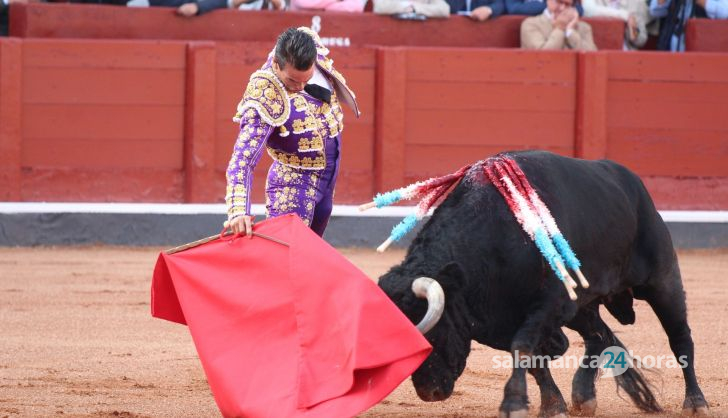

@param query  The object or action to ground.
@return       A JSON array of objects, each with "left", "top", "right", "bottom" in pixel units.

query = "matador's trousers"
[{"left": 265, "top": 136, "right": 340, "bottom": 237}]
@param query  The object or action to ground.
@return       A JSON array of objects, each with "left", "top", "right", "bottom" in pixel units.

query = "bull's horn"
[{"left": 412, "top": 277, "right": 445, "bottom": 334}]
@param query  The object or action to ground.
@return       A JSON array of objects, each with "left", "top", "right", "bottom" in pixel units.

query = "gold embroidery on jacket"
[
  {"left": 267, "top": 147, "right": 325, "bottom": 170},
  {"left": 232, "top": 70, "right": 290, "bottom": 127}
]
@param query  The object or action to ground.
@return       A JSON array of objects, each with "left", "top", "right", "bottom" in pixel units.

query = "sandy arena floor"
[{"left": 0, "top": 246, "right": 726, "bottom": 418}]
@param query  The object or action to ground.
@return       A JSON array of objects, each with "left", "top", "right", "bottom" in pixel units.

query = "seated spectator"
[
  {"left": 447, "top": 0, "right": 504, "bottom": 21},
  {"left": 507, "top": 0, "right": 584, "bottom": 15},
  {"left": 583, "top": 0, "right": 649, "bottom": 49},
  {"left": 696, "top": 0, "right": 728, "bottom": 17},
  {"left": 2, "top": 0, "right": 42, "bottom": 36},
  {"left": 290, "top": 0, "right": 365, "bottom": 11},
  {"left": 173, "top": 0, "right": 284, "bottom": 17},
  {"left": 0, "top": 0, "right": 11, "bottom": 36},
  {"left": 521, "top": 0, "right": 597, "bottom": 49},
  {"left": 373, "top": 0, "right": 450, "bottom": 18},
  {"left": 651, "top": 0, "right": 707, "bottom": 50}
]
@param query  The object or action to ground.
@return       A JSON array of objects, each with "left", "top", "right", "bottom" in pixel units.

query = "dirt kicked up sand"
[{"left": 0, "top": 247, "right": 726, "bottom": 418}]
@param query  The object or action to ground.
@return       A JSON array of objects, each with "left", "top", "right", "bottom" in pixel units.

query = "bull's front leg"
[
  {"left": 500, "top": 356, "right": 569, "bottom": 418},
  {"left": 500, "top": 314, "right": 557, "bottom": 417},
  {"left": 529, "top": 365, "right": 568, "bottom": 418},
  {"left": 500, "top": 295, "right": 574, "bottom": 418},
  {"left": 500, "top": 356, "right": 529, "bottom": 418}
]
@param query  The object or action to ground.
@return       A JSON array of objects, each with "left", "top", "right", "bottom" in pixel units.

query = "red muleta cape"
[{"left": 151, "top": 214, "right": 431, "bottom": 418}]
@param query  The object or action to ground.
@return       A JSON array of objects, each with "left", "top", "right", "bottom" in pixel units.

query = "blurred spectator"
[
  {"left": 447, "top": 0, "right": 504, "bottom": 21},
  {"left": 67, "top": 0, "right": 127, "bottom": 3},
  {"left": 583, "top": 0, "right": 649, "bottom": 49},
  {"left": 651, "top": 0, "right": 707, "bottom": 50},
  {"left": 169, "top": 0, "right": 284, "bottom": 17},
  {"left": 521, "top": 0, "right": 597, "bottom": 49},
  {"left": 0, "top": 0, "right": 10, "bottom": 36},
  {"left": 290, "top": 0, "right": 365, "bottom": 11},
  {"left": 1, "top": 0, "right": 35, "bottom": 36},
  {"left": 373, "top": 0, "right": 450, "bottom": 18},
  {"left": 507, "top": 0, "right": 583, "bottom": 16},
  {"left": 696, "top": 0, "right": 728, "bottom": 17}
]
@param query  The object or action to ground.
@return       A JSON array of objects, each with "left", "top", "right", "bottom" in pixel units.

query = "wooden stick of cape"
[{"left": 165, "top": 230, "right": 289, "bottom": 255}]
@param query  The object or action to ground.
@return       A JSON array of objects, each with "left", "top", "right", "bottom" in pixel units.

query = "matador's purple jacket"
[{"left": 225, "top": 27, "right": 360, "bottom": 229}]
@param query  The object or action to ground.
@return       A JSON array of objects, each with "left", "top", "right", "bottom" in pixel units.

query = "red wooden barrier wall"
[
  {"left": 17, "top": 3, "right": 728, "bottom": 54},
  {"left": 403, "top": 49, "right": 576, "bottom": 185},
  {"left": 14, "top": 39, "right": 188, "bottom": 202},
  {"left": 605, "top": 52, "right": 728, "bottom": 209},
  {"left": 686, "top": 19, "right": 728, "bottom": 52},
  {"left": 1, "top": 38, "right": 727, "bottom": 209},
  {"left": 0, "top": 40, "right": 22, "bottom": 201},
  {"left": 0, "top": 39, "right": 376, "bottom": 204},
  {"left": 10, "top": 3, "right": 625, "bottom": 50}
]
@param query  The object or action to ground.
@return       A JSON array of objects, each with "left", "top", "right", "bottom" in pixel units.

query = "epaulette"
[{"left": 232, "top": 70, "right": 290, "bottom": 127}]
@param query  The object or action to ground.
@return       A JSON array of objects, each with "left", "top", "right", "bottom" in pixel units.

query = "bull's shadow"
[{"left": 378, "top": 150, "right": 708, "bottom": 418}]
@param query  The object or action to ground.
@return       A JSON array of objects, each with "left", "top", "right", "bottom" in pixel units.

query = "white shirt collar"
[{"left": 309, "top": 66, "right": 332, "bottom": 91}]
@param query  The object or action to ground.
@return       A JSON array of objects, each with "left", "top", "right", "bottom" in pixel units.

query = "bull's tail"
[{"left": 601, "top": 325, "right": 663, "bottom": 413}]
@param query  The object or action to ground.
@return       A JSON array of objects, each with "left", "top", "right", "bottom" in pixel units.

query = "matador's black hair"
[{"left": 274, "top": 28, "right": 317, "bottom": 71}]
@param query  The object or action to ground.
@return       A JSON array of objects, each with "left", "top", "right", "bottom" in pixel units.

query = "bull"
[{"left": 378, "top": 150, "right": 708, "bottom": 417}]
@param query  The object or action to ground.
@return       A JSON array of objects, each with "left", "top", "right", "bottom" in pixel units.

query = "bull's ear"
[{"left": 436, "top": 262, "right": 468, "bottom": 293}]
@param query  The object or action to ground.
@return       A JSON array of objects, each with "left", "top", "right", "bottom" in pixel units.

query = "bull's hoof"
[
  {"left": 539, "top": 401, "right": 568, "bottom": 418},
  {"left": 540, "top": 408, "right": 569, "bottom": 418},
  {"left": 681, "top": 406, "right": 710, "bottom": 417},
  {"left": 570, "top": 398, "right": 597, "bottom": 416},
  {"left": 499, "top": 409, "right": 528, "bottom": 418},
  {"left": 682, "top": 395, "right": 709, "bottom": 417}
]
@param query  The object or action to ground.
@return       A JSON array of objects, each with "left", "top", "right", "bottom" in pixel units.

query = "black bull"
[{"left": 378, "top": 151, "right": 708, "bottom": 417}]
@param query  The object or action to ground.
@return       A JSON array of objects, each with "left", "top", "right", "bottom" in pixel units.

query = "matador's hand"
[
  {"left": 176, "top": 2, "right": 199, "bottom": 16},
  {"left": 226, "top": 215, "right": 254, "bottom": 238}
]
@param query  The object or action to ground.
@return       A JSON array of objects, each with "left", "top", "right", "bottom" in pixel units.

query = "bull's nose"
[
  {"left": 430, "top": 388, "right": 446, "bottom": 401},
  {"left": 417, "top": 387, "right": 449, "bottom": 402}
]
